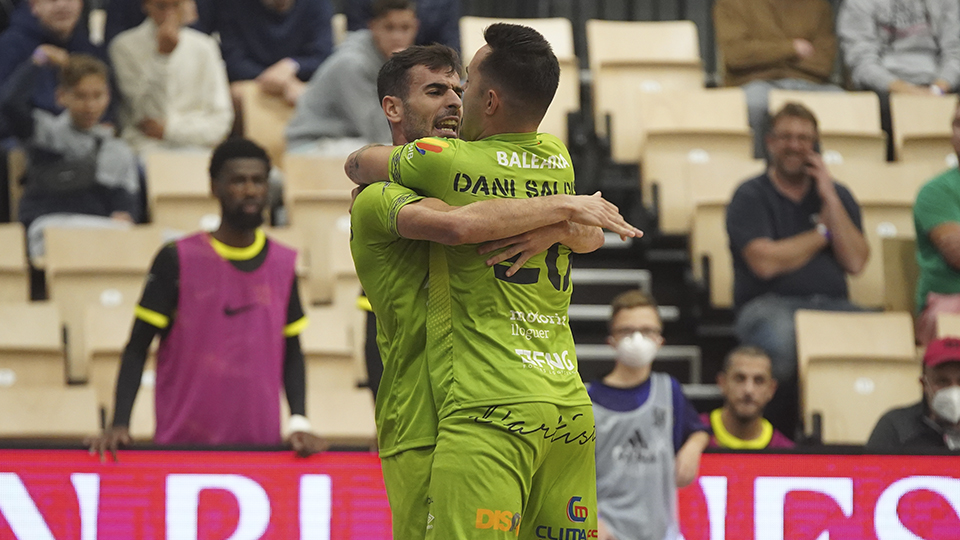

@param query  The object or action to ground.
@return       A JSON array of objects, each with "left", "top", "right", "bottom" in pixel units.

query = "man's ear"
[
  {"left": 382, "top": 96, "right": 403, "bottom": 124},
  {"left": 485, "top": 88, "right": 500, "bottom": 116}
]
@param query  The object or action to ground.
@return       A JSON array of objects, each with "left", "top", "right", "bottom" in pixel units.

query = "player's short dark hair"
[
  {"left": 478, "top": 23, "right": 559, "bottom": 124},
  {"left": 768, "top": 102, "right": 819, "bottom": 135},
  {"left": 608, "top": 289, "right": 659, "bottom": 332},
  {"left": 722, "top": 345, "right": 772, "bottom": 374},
  {"left": 209, "top": 138, "right": 270, "bottom": 181},
  {"left": 377, "top": 44, "right": 461, "bottom": 102},
  {"left": 371, "top": 0, "right": 415, "bottom": 19},
  {"left": 59, "top": 54, "right": 109, "bottom": 89}
]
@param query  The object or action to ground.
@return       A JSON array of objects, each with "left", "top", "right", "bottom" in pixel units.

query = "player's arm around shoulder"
[{"left": 345, "top": 144, "right": 395, "bottom": 185}]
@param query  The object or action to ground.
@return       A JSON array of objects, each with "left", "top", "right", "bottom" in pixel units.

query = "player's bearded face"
[{"left": 216, "top": 159, "right": 268, "bottom": 230}]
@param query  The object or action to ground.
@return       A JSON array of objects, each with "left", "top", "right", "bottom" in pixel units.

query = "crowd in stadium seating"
[{"left": 2, "top": 0, "right": 960, "bottom": 456}]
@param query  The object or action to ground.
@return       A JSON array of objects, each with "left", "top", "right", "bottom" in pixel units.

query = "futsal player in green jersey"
[
  {"left": 348, "top": 24, "right": 640, "bottom": 539},
  {"left": 351, "top": 44, "right": 641, "bottom": 539}
]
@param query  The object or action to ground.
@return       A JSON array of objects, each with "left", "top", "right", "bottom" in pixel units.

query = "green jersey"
[
  {"left": 390, "top": 133, "right": 591, "bottom": 418},
  {"left": 350, "top": 182, "right": 437, "bottom": 457},
  {"left": 914, "top": 167, "right": 960, "bottom": 311}
]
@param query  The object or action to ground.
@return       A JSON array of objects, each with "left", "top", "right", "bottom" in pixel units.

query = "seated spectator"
[
  {"left": 726, "top": 102, "right": 869, "bottom": 435},
  {"left": 0, "top": 53, "right": 139, "bottom": 259},
  {"left": 219, "top": 0, "right": 334, "bottom": 107},
  {"left": 702, "top": 345, "right": 795, "bottom": 448},
  {"left": 838, "top": 0, "right": 960, "bottom": 159},
  {"left": 912, "top": 94, "right": 960, "bottom": 345},
  {"left": 714, "top": 0, "right": 842, "bottom": 158},
  {"left": 344, "top": 0, "right": 460, "bottom": 53},
  {"left": 285, "top": 0, "right": 417, "bottom": 154},
  {"left": 867, "top": 337, "right": 960, "bottom": 451},
  {"left": 109, "top": 0, "right": 232, "bottom": 154},
  {"left": 103, "top": 0, "right": 215, "bottom": 45},
  {"left": 590, "top": 289, "right": 709, "bottom": 540},
  {"left": 0, "top": 0, "right": 102, "bottom": 117}
]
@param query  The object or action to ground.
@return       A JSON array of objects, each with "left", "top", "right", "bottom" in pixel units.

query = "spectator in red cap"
[{"left": 866, "top": 337, "right": 960, "bottom": 451}]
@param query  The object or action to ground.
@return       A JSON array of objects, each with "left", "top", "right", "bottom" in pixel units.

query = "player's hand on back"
[
  {"left": 477, "top": 221, "right": 568, "bottom": 277},
  {"left": 597, "top": 517, "right": 620, "bottom": 540},
  {"left": 85, "top": 426, "right": 132, "bottom": 463},
  {"left": 289, "top": 431, "right": 329, "bottom": 457},
  {"left": 567, "top": 192, "right": 643, "bottom": 240}
]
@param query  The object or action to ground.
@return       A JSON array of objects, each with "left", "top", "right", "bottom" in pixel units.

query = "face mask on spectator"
[
  {"left": 931, "top": 385, "right": 960, "bottom": 425},
  {"left": 616, "top": 332, "right": 658, "bottom": 368}
]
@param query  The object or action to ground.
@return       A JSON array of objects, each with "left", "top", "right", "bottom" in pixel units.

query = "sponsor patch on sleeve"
[{"left": 414, "top": 137, "right": 449, "bottom": 155}]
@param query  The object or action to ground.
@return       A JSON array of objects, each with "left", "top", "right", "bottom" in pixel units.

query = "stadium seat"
[
  {"left": 143, "top": 149, "right": 218, "bottom": 232},
  {"left": 638, "top": 88, "right": 753, "bottom": 233},
  {"left": 0, "top": 302, "right": 65, "bottom": 387},
  {"left": 767, "top": 90, "right": 886, "bottom": 162},
  {"left": 586, "top": 19, "right": 704, "bottom": 163},
  {"left": 882, "top": 237, "right": 919, "bottom": 313},
  {"left": 937, "top": 312, "right": 960, "bottom": 338},
  {"left": 828, "top": 160, "right": 942, "bottom": 308},
  {"left": 0, "top": 222, "right": 29, "bottom": 303},
  {"left": 795, "top": 310, "right": 920, "bottom": 444},
  {"left": 890, "top": 94, "right": 956, "bottom": 164},
  {"left": 6, "top": 146, "right": 25, "bottom": 221},
  {"left": 236, "top": 80, "right": 295, "bottom": 169},
  {"left": 460, "top": 16, "right": 580, "bottom": 144},
  {"left": 303, "top": 387, "right": 377, "bottom": 447},
  {"left": 283, "top": 156, "right": 353, "bottom": 305},
  {"left": 688, "top": 156, "right": 765, "bottom": 308},
  {"left": 0, "top": 386, "right": 99, "bottom": 439},
  {"left": 301, "top": 305, "right": 358, "bottom": 391},
  {"left": 44, "top": 226, "right": 165, "bottom": 382}
]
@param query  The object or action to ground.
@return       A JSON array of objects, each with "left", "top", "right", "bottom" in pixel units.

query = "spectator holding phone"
[{"left": 725, "top": 102, "right": 869, "bottom": 436}]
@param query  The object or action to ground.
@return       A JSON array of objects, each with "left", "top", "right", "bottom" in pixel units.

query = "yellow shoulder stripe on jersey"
[
  {"left": 210, "top": 229, "right": 266, "bottom": 261},
  {"left": 710, "top": 408, "right": 773, "bottom": 450},
  {"left": 284, "top": 316, "right": 309, "bottom": 337},
  {"left": 135, "top": 305, "right": 169, "bottom": 329},
  {"left": 356, "top": 296, "right": 373, "bottom": 312}
]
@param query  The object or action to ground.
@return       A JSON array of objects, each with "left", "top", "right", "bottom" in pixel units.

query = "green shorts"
[
  {"left": 381, "top": 445, "right": 434, "bottom": 540},
  {"left": 424, "top": 402, "right": 598, "bottom": 540}
]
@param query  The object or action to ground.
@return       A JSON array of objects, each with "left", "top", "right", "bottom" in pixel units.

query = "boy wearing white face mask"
[
  {"left": 867, "top": 337, "right": 960, "bottom": 452},
  {"left": 589, "top": 290, "right": 710, "bottom": 540}
]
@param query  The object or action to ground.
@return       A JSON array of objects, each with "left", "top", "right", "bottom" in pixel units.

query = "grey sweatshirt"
[
  {"left": 838, "top": 0, "right": 960, "bottom": 91},
  {"left": 285, "top": 30, "right": 392, "bottom": 149}
]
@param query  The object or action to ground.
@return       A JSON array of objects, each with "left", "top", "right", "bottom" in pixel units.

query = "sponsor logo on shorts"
[
  {"left": 475, "top": 508, "right": 521, "bottom": 535},
  {"left": 535, "top": 526, "right": 598, "bottom": 539},
  {"left": 566, "top": 496, "right": 588, "bottom": 523}
]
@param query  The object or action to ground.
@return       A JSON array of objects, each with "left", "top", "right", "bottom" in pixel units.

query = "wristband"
[
  {"left": 816, "top": 223, "right": 831, "bottom": 242},
  {"left": 287, "top": 414, "right": 311, "bottom": 435}
]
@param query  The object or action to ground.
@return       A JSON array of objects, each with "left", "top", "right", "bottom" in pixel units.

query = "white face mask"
[
  {"left": 615, "top": 332, "right": 659, "bottom": 368},
  {"left": 931, "top": 386, "right": 960, "bottom": 425}
]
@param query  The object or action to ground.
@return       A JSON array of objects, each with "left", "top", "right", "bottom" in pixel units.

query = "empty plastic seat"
[
  {"left": 301, "top": 304, "right": 359, "bottom": 391},
  {"left": 0, "top": 222, "right": 29, "bottom": 303},
  {"left": 0, "top": 386, "right": 99, "bottom": 439},
  {"left": 44, "top": 226, "right": 165, "bottom": 382},
  {"left": 795, "top": 310, "right": 920, "bottom": 444},
  {"left": 882, "top": 237, "right": 919, "bottom": 313},
  {"left": 890, "top": 94, "right": 956, "bottom": 164},
  {"left": 587, "top": 19, "right": 704, "bottom": 163},
  {"left": 143, "top": 149, "right": 218, "bottom": 232},
  {"left": 688, "top": 156, "right": 765, "bottom": 308},
  {"left": 461, "top": 16, "right": 580, "bottom": 144},
  {"left": 768, "top": 90, "right": 886, "bottom": 162},
  {"left": 639, "top": 88, "right": 753, "bottom": 233},
  {"left": 828, "top": 160, "right": 943, "bottom": 308},
  {"left": 0, "top": 302, "right": 65, "bottom": 387},
  {"left": 236, "top": 80, "right": 295, "bottom": 169}
]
